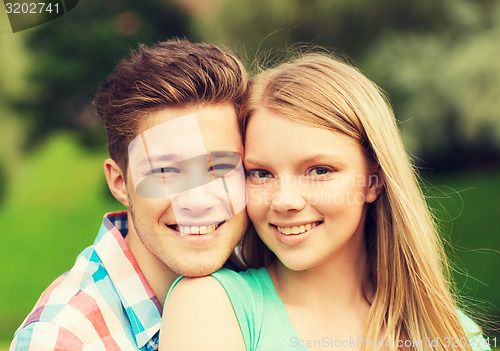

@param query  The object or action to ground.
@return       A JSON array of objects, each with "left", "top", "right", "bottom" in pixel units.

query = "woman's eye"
[
  {"left": 209, "top": 164, "right": 236, "bottom": 177},
  {"left": 307, "top": 166, "right": 334, "bottom": 177},
  {"left": 248, "top": 169, "right": 273, "bottom": 180}
]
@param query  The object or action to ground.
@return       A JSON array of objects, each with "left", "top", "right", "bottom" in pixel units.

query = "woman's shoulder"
[
  {"left": 164, "top": 267, "right": 266, "bottom": 302},
  {"left": 456, "top": 310, "right": 492, "bottom": 351},
  {"left": 210, "top": 267, "right": 270, "bottom": 315},
  {"left": 160, "top": 274, "right": 246, "bottom": 350},
  {"left": 213, "top": 266, "right": 269, "bottom": 278},
  {"left": 160, "top": 268, "right": 271, "bottom": 351},
  {"left": 163, "top": 274, "right": 237, "bottom": 324},
  {"left": 212, "top": 267, "right": 270, "bottom": 290},
  {"left": 165, "top": 267, "right": 270, "bottom": 314}
]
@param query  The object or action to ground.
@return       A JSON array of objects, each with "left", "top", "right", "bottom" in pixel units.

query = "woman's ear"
[
  {"left": 103, "top": 158, "right": 130, "bottom": 207},
  {"left": 366, "top": 165, "right": 385, "bottom": 203}
]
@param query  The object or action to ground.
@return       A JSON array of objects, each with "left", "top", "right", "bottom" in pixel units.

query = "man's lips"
[{"left": 166, "top": 221, "right": 226, "bottom": 235}]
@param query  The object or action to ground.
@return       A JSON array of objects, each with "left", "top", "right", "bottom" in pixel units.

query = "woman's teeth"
[
  {"left": 277, "top": 222, "right": 320, "bottom": 235},
  {"left": 173, "top": 223, "right": 221, "bottom": 234}
]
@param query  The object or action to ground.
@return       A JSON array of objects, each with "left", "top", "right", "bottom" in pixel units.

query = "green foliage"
[
  {"left": 191, "top": 0, "right": 451, "bottom": 65},
  {"left": 0, "top": 23, "right": 31, "bottom": 202},
  {"left": 361, "top": 0, "right": 500, "bottom": 170},
  {"left": 21, "top": 0, "right": 191, "bottom": 145}
]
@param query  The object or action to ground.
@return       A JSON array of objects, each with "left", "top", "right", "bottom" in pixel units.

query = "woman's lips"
[{"left": 275, "top": 221, "right": 322, "bottom": 235}]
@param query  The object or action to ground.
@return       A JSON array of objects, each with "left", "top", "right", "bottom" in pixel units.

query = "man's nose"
[
  {"left": 171, "top": 177, "right": 231, "bottom": 219},
  {"left": 176, "top": 183, "right": 216, "bottom": 213}
]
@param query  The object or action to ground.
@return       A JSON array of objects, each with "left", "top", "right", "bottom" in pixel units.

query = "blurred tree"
[
  {"left": 0, "top": 16, "right": 31, "bottom": 204},
  {"left": 189, "top": 0, "right": 500, "bottom": 172},
  {"left": 21, "top": 0, "right": 191, "bottom": 149},
  {"left": 188, "top": 0, "right": 452, "bottom": 66},
  {"left": 364, "top": 0, "right": 500, "bottom": 171}
]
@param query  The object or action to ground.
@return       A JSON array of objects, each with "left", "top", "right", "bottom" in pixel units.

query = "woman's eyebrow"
[
  {"left": 242, "top": 157, "right": 267, "bottom": 168},
  {"left": 299, "top": 153, "right": 347, "bottom": 165},
  {"left": 244, "top": 154, "right": 346, "bottom": 167}
]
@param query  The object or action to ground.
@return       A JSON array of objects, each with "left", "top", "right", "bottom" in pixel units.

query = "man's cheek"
[{"left": 220, "top": 162, "right": 247, "bottom": 215}]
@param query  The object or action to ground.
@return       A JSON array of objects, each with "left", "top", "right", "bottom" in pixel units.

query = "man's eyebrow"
[
  {"left": 137, "top": 151, "right": 241, "bottom": 168},
  {"left": 138, "top": 153, "right": 181, "bottom": 168}
]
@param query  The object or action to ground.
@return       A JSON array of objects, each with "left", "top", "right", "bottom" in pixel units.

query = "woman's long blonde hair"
[{"left": 239, "top": 52, "right": 473, "bottom": 351}]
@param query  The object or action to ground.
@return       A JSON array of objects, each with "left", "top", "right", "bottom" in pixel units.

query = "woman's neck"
[
  {"left": 267, "top": 244, "right": 373, "bottom": 342},
  {"left": 268, "top": 242, "right": 372, "bottom": 312}
]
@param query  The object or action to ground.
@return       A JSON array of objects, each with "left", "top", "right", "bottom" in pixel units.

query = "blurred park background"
[{"left": 0, "top": 0, "right": 499, "bottom": 347}]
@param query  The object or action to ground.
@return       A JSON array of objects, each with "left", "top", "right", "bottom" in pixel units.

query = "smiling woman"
[
  {"left": 159, "top": 52, "right": 491, "bottom": 351},
  {"left": 244, "top": 110, "right": 381, "bottom": 272}
]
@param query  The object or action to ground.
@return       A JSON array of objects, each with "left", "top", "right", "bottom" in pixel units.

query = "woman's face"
[{"left": 244, "top": 108, "right": 381, "bottom": 271}]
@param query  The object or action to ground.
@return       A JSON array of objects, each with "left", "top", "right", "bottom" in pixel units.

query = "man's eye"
[
  {"left": 209, "top": 164, "right": 236, "bottom": 177},
  {"left": 307, "top": 166, "right": 334, "bottom": 177},
  {"left": 149, "top": 167, "right": 181, "bottom": 175},
  {"left": 248, "top": 169, "right": 273, "bottom": 179}
]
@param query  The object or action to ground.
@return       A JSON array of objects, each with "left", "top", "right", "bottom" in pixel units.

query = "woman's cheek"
[{"left": 246, "top": 184, "right": 272, "bottom": 220}]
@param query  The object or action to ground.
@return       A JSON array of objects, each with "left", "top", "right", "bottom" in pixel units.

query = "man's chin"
[{"left": 175, "top": 261, "right": 225, "bottom": 277}]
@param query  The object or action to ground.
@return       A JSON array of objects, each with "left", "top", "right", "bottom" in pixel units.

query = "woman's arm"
[{"left": 159, "top": 276, "right": 246, "bottom": 351}]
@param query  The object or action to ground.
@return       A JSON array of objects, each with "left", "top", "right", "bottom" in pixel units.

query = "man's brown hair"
[{"left": 93, "top": 39, "right": 248, "bottom": 174}]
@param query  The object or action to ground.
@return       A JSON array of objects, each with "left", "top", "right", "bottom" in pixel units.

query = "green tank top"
[
  {"left": 211, "top": 267, "right": 308, "bottom": 351},
  {"left": 167, "top": 267, "right": 492, "bottom": 351}
]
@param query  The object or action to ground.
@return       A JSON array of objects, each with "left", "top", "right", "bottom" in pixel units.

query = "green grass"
[
  {"left": 424, "top": 169, "right": 500, "bottom": 339},
  {"left": 0, "top": 133, "right": 498, "bottom": 344},
  {"left": 424, "top": 170, "right": 500, "bottom": 307},
  {"left": 0, "top": 133, "right": 124, "bottom": 342},
  {"left": 0, "top": 341, "right": 10, "bottom": 351}
]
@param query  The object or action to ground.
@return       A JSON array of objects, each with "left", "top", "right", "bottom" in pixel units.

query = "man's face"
[{"left": 125, "top": 103, "right": 247, "bottom": 277}]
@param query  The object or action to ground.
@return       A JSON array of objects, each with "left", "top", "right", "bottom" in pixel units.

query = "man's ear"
[
  {"left": 103, "top": 158, "right": 129, "bottom": 207},
  {"left": 366, "top": 164, "right": 385, "bottom": 204}
]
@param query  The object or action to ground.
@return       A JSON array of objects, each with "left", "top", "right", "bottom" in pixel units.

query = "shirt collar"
[{"left": 94, "top": 211, "right": 162, "bottom": 349}]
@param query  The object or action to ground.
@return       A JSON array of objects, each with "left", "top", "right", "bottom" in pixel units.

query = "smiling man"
[{"left": 11, "top": 39, "right": 248, "bottom": 350}]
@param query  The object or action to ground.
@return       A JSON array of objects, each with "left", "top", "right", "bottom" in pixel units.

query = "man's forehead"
[
  {"left": 137, "top": 106, "right": 198, "bottom": 132},
  {"left": 132, "top": 104, "right": 242, "bottom": 153},
  {"left": 135, "top": 103, "right": 237, "bottom": 131}
]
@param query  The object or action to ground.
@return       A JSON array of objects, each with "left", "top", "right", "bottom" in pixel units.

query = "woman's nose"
[{"left": 270, "top": 175, "right": 306, "bottom": 214}]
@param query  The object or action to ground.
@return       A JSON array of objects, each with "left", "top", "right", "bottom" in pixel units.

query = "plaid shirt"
[{"left": 11, "top": 211, "right": 163, "bottom": 350}]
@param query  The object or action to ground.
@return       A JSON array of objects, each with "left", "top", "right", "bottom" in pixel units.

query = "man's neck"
[{"left": 124, "top": 229, "right": 179, "bottom": 307}]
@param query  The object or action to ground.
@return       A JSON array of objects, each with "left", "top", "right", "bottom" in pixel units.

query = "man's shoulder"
[
  {"left": 23, "top": 210, "right": 130, "bottom": 320},
  {"left": 11, "top": 212, "right": 162, "bottom": 350},
  {"left": 11, "top": 244, "right": 125, "bottom": 349},
  {"left": 14, "top": 246, "right": 99, "bottom": 321}
]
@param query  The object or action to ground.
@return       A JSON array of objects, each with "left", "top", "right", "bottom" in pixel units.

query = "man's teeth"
[
  {"left": 277, "top": 222, "right": 320, "bottom": 235},
  {"left": 173, "top": 224, "right": 220, "bottom": 234}
]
